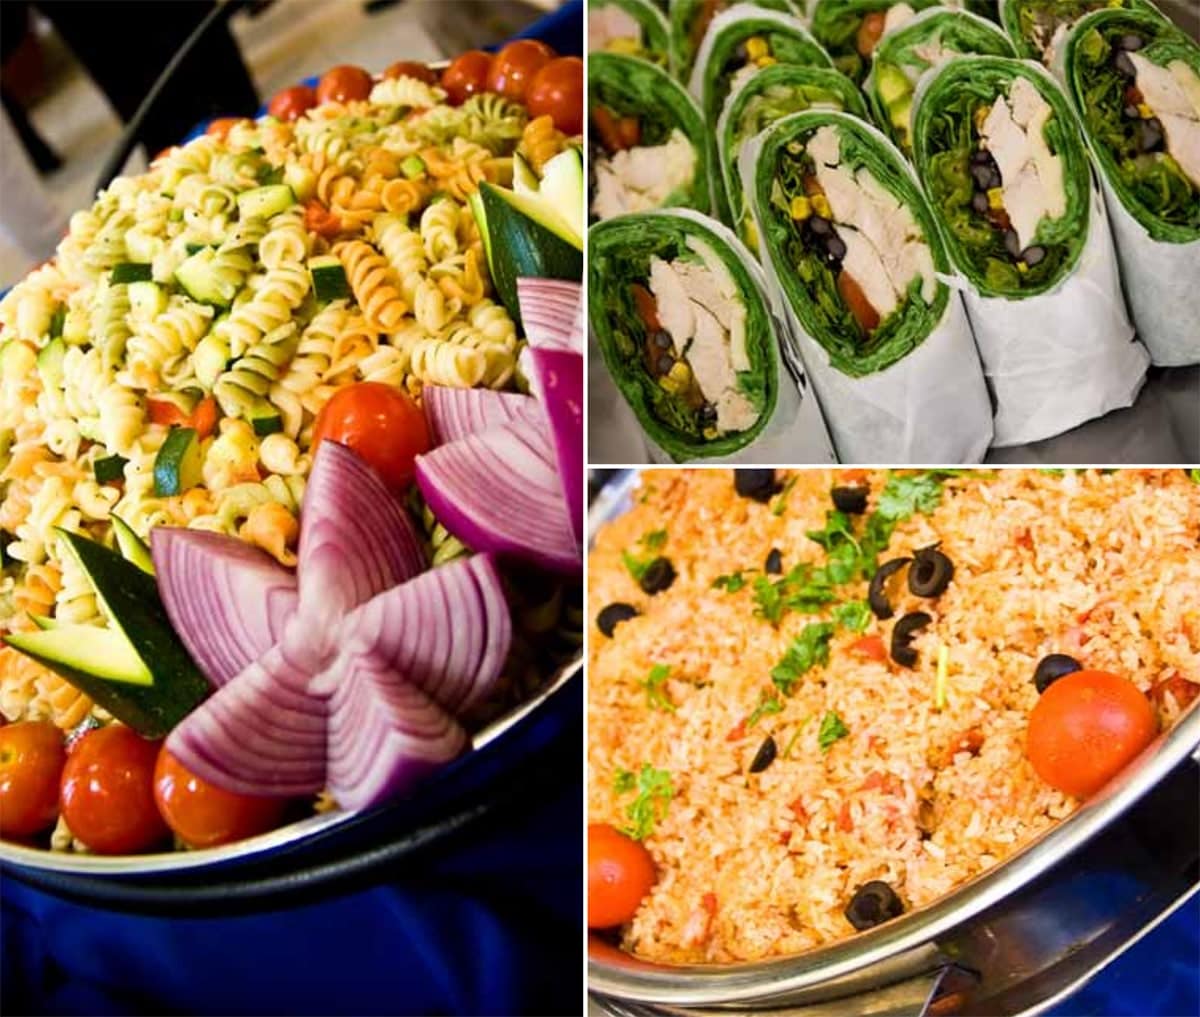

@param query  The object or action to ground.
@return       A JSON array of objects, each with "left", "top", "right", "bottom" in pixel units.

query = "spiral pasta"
[{"left": 333, "top": 240, "right": 408, "bottom": 331}]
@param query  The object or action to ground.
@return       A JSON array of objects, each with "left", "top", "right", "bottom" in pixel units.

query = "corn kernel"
[
  {"left": 974, "top": 105, "right": 990, "bottom": 133},
  {"left": 987, "top": 187, "right": 1004, "bottom": 210},
  {"left": 745, "top": 36, "right": 769, "bottom": 61},
  {"left": 659, "top": 376, "right": 679, "bottom": 394},
  {"left": 756, "top": 55, "right": 777, "bottom": 67},
  {"left": 790, "top": 195, "right": 812, "bottom": 220},
  {"left": 703, "top": 426, "right": 719, "bottom": 440},
  {"left": 607, "top": 36, "right": 640, "bottom": 55},
  {"left": 811, "top": 193, "right": 832, "bottom": 219},
  {"left": 1137, "top": 103, "right": 1153, "bottom": 119},
  {"left": 1017, "top": 261, "right": 1029, "bottom": 274},
  {"left": 668, "top": 360, "right": 691, "bottom": 385},
  {"left": 744, "top": 219, "right": 759, "bottom": 252}
]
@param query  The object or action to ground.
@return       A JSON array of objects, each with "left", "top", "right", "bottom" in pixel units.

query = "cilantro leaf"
[
  {"left": 747, "top": 691, "right": 783, "bottom": 728},
  {"left": 641, "top": 664, "right": 675, "bottom": 712},
  {"left": 1189, "top": 469, "right": 1200, "bottom": 484},
  {"left": 771, "top": 475, "right": 798, "bottom": 516},
  {"left": 771, "top": 623, "right": 836, "bottom": 695},
  {"left": 624, "top": 530, "right": 670, "bottom": 581},
  {"left": 613, "top": 768, "right": 635, "bottom": 794},
  {"left": 713, "top": 571, "right": 747, "bottom": 593},
  {"left": 832, "top": 600, "right": 871, "bottom": 633},
  {"left": 622, "top": 550, "right": 652, "bottom": 582},
  {"left": 876, "top": 473, "right": 945, "bottom": 519},
  {"left": 617, "top": 764, "right": 674, "bottom": 840},
  {"left": 817, "top": 710, "right": 849, "bottom": 753},
  {"left": 643, "top": 528, "right": 668, "bottom": 551},
  {"left": 806, "top": 510, "right": 861, "bottom": 554}
]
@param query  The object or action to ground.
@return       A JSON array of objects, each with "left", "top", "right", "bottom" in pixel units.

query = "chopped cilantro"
[
  {"left": 771, "top": 623, "right": 835, "bottom": 695},
  {"left": 832, "top": 599, "right": 871, "bottom": 633},
  {"left": 782, "top": 715, "right": 811, "bottom": 758},
  {"left": 747, "top": 691, "right": 782, "bottom": 728},
  {"left": 622, "top": 550, "right": 651, "bottom": 582},
  {"left": 753, "top": 564, "right": 837, "bottom": 624},
  {"left": 713, "top": 571, "right": 747, "bottom": 593},
  {"left": 875, "top": 472, "right": 946, "bottom": 519},
  {"left": 616, "top": 764, "right": 674, "bottom": 840},
  {"left": 771, "top": 475, "right": 798, "bottom": 516},
  {"left": 641, "top": 663, "right": 675, "bottom": 712},
  {"left": 613, "top": 768, "right": 635, "bottom": 794},
  {"left": 817, "top": 710, "right": 849, "bottom": 753},
  {"left": 806, "top": 510, "right": 861, "bottom": 555},
  {"left": 1189, "top": 469, "right": 1200, "bottom": 484},
  {"left": 643, "top": 528, "right": 668, "bottom": 551},
  {"left": 624, "top": 530, "right": 670, "bottom": 581}
]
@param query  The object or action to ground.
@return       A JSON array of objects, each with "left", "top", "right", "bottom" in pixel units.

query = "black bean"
[
  {"left": 1004, "top": 229, "right": 1022, "bottom": 259},
  {"left": 1138, "top": 118, "right": 1164, "bottom": 153},
  {"left": 734, "top": 469, "right": 777, "bottom": 503},
  {"left": 1117, "top": 33, "right": 1145, "bottom": 52},
  {"left": 656, "top": 352, "right": 675, "bottom": 375},
  {"left": 831, "top": 485, "right": 869, "bottom": 514},
  {"left": 972, "top": 191, "right": 990, "bottom": 214},
  {"left": 868, "top": 558, "right": 911, "bottom": 620},
  {"left": 845, "top": 880, "right": 905, "bottom": 931},
  {"left": 653, "top": 329, "right": 673, "bottom": 349},
  {"left": 1123, "top": 103, "right": 1142, "bottom": 119},
  {"left": 1114, "top": 50, "right": 1136, "bottom": 79},
  {"left": 640, "top": 557, "right": 676, "bottom": 594},
  {"left": 970, "top": 162, "right": 995, "bottom": 190},
  {"left": 907, "top": 544, "right": 954, "bottom": 598},
  {"left": 970, "top": 149, "right": 992, "bottom": 168},
  {"left": 749, "top": 735, "right": 777, "bottom": 773},
  {"left": 809, "top": 214, "right": 832, "bottom": 236},
  {"left": 1022, "top": 245, "right": 1046, "bottom": 268},
  {"left": 1033, "top": 653, "right": 1082, "bottom": 694},
  {"left": 986, "top": 165, "right": 1003, "bottom": 190},
  {"left": 891, "top": 611, "right": 933, "bottom": 668},
  {"left": 825, "top": 233, "right": 847, "bottom": 261},
  {"left": 699, "top": 402, "right": 718, "bottom": 425},
  {"left": 764, "top": 547, "right": 783, "bottom": 574},
  {"left": 596, "top": 602, "right": 639, "bottom": 637}
]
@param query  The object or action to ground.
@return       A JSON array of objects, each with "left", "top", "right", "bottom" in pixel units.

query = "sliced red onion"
[
  {"left": 423, "top": 385, "right": 537, "bottom": 446},
  {"left": 325, "top": 652, "right": 468, "bottom": 812},
  {"left": 415, "top": 417, "right": 580, "bottom": 574},
  {"left": 299, "top": 440, "right": 426, "bottom": 617},
  {"left": 151, "top": 528, "right": 298, "bottom": 689},
  {"left": 339, "top": 554, "right": 510, "bottom": 714},
  {"left": 524, "top": 348, "right": 583, "bottom": 549},
  {"left": 517, "top": 277, "right": 582, "bottom": 355},
  {"left": 165, "top": 625, "right": 327, "bottom": 797}
]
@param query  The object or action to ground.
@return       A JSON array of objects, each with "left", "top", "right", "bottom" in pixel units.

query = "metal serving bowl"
[{"left": 587, "top": 470, "right": 1200, "bottom": 1017}]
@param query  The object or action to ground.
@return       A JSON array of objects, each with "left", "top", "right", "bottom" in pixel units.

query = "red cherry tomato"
[
  {"left": 525, "top": 56, "right": 583, "bottom": 135},
  {"left": 487, "top": 40, "right": 555, "bottom": 102},
  {"left": 311, "top": 382, "right": 431, "bottom": 493},
  {"left": 0, "top": 721, "right": 65, "bottom": 838},
  {"left": 1026, "top": 669, "right": 1158, "bottom": 798},
  {"left": 316, "top": 64, "right": 374, "bottom": 105},
  {"left": 383, "top": 60, "right": 438, "bottom": 85},
  {"left": 441, "top": 50, "right": 493, "bottom": 106},
  {"left": 61, "top": 726, "right": 169, "bottom": 854},
  {"left": 205, "top": 117, "right": 248, "bottom": 140},
  {"left": 154, "top": 748, "right": 287, "bottom": 849},
  {"left": 267, "top": 84, "right": 317, "bottom": 122},
  {"left": 588, "top": 823, "right": 656, "bottom": 928}
]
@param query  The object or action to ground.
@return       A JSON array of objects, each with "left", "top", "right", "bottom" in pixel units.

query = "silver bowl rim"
[{"left": 586, "top": 468, "right": 1200, "bottom": 1006}]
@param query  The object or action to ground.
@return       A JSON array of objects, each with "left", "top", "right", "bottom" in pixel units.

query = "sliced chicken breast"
[
  {"left": 1159, "top": 112, "right": 1200, "bottom": 189},
  {"left": 649, "top": 257, "right": 694, "bottom": 352},
  {"left": 1130, "top": 52, "right": 1195, "bottom": 119},
  {"left": 588, "top": 4, "right": 642, "bottom": 52},
  {"left": 838, "top": 227, "right": 899, "bottom": 319},
  {"left": 589, "top": 130, "right": 697, "bottom": 221}
]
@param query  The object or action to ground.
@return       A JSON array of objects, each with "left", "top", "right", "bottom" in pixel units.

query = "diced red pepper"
[
  {"left": 726, "top": 719, "right": 747, "bottom": 742},
  {"left": 304, "top": 201, "right": 342, "bottom": 240},
  {"left": 789, "top": 796, "right": 808, "bottom": 823},
  {"left": 850, "top": 635, "right": 887, "bottom": 662},
  {"left": 836, "top": 800, "right": 854, "bottom": 832},
  {"left": 631, "top": 283, "right": 661, "bottom": 332},
  {"left": 146, "top": 397, "right": 190, "bottom": 429}
]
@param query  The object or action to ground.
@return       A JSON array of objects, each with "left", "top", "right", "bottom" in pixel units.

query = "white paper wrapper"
[
  {"left": 739, "top": 116, "right": 994, "bottom": 464},
  {"left": 588, "top": 208, "right": 837, "bottom": 465}
]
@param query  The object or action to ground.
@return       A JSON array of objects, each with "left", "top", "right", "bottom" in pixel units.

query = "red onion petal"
[
  {"left": 423, "top": 385, "right": 538, "bottom": 446},
  {"left": 525, "top": 348, "right": 583, "bottom": 548},
  {"left": 299, "top": 440, "right": 426, "bottom": 620},
  {"left": 151, "top": 528, "right": 298, "bottom": 689},
  {"left": 517, "top": 277, "right": 582, "bottom": 354},
  {"left": 415, "top": 418, "right": 580, "bottom": 574}
]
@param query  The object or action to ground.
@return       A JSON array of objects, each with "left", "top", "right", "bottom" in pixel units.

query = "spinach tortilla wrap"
[
  {"left": 718, "top": 64, "right": 869, "bottom": 243},
  {"left": 588, "top": 210, "right": 833, "bottom": 463},
  {"left": 589, "top": 52, "right": 711, "bottom": 221},
  {"left": 912, "top": 57, "right": 1149, "bottom": 445},
  {"left": 1062, "top": 9, "right": 1200, "bottom": 365},
  {"left": 670, "top": 0, "right": 804, "bottom": 83},
  {"left": 743, "top": 110, "right": 993, "bottom": 462},
  {"left": 588, "top": 0, "right": 671, "bottom": 66},
  {"left": 809, "top": 0, "right": 942, "bottom": 83},
  {"left": 865, "top": 8, "right": 1016, "bottom": 156},
  {"left": 999, "top": 0, "right": 1165, "bottom": 65}
]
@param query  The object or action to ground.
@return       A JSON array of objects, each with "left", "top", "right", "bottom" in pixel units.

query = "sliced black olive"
[
  {"left": 1114, "top": 50, "right": 1136, "bottom": 79},
  {"left": 596, "top": 602, "right": 639, "bottom": 637},
  {"left": 764, "top": 547, "right": 783, "bottom": 574},
  {"left": 971, "top": 191, "right": 990, "bottom": 214},
  {"left": 845, "top": 880, "right": 905, "bottom": 931},
  {"left": 907, "top": 544, "right": 954, "bottom": 598},
  {"left": 749, "top": 735, "right": 777, "bottom": 773},
  {"left": 1022, "top": 245, "right": 1046, "bottom": 268},
  {"left": 653, "top": 329, "right": 673, "bottom": 349},
  {"left": 868, "top": 557, "right": 911, "bottom": 620},
  {"left": 891, "top": 611, "right": 932, "bottom": 668},
  {"left": 1004, "top": 228, "right": 1022, "bottom": 259},
  {"left": 734, "top": 469, "right": 777, "bottom": 503},
  {"left": 825, "top": 233, "right": 847, "bottom": 261},
  {"left": 831, "top": 485, "right": 868, "bottom": 514},
  {"left": 640, "top": 557, "right": 676, "bottom": 594},
  {"left": 809, "top": 214, "right": 832, "bottom": 236},
  {"left": 655, "top": 352, "right": 675, "bottom": 375},
  {"left": 1117, "top": 33, "right": 1145, "bottom": 52},
  {"left": 1137, "top": 117, "right": 1164, "bottom": 153},
  {"left": 1033, "top": 653, "right": 1082, "bottom": 694}
]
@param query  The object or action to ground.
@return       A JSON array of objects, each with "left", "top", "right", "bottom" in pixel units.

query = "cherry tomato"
[
  {"left": 61, "top": 726, "right": 169, "bottom": 854},
  {"left": 316, "top": 64, "right": 374, "bottom": 105},
  {"left": 1026, "top": 669, "right": 1157, "bottom": 799},
  {"left": 154, "top": 748, "right": 287, "bottom": 849},
  {"left": 441, "top": 50, "right": 493, "bottom": 106},
  {"left": 838, "top": 271, "right": 880, "bottom": 333},
  {"left": 525, "top": 56, "right": 583, "bottom": 135},
  {"left": 383, "top": 60, "right": 438, "bottom": 85},
  {"left": 267, "top": 84, "right": 317, "bottom": 122},
  {"left": 311, "top": 382, "right": 430, "bottom": 492},
  {"left": 588, "top": 823, "right": 656, "bottom": 928},
  {"left": 205, "top": 117, "right": 248, "bottom": 140},
  {"left": 630, "top": 283, "right": 661, "bottom": 331},
  {"left": 0, "top": 721, "right": 65, "bottom": 838},
  {"left": 487, "top": 40, "right": 555, "bottom": 102},
  {"left": 591, "top": 105, "right": 626, "bottom": 153},
  {"left": 303, "top": 200, "right": 342, "bottom": 240},
  {"left": 856, "top": 10, "right": 886, "bottom": 57}
]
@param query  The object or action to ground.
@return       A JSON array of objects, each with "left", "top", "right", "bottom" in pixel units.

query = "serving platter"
[{"left": 586, "top": 470, "right": 1200, "bottom": 1016}]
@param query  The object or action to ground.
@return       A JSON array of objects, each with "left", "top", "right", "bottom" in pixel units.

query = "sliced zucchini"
[
  {"left": 175, "top": 248, "right": 240, "bottom": 307},
  {"left": 308, "top": 256, "right": 351, "bottom": 303},
  {"left": 512, "top": 151, "right": 539, "bottom": 195},
  {"left": 49, "top": 307, "right": 66, "bottom": 339},
  {"left": 236, "top": 184, "right": 294, "bottom": 221},
  {"left": 248, "top": 401, "right": 284, "bottom": 436},
  {"left": 153, "top": 427, "right": 202, "bottom": 497},
  {"left": 128, "top": 280, "right": 168, "bottom": 321},
  {"left": 111, "top": 514, "right": 155, "bottom": 575},
  {"left": 400, "top": 155, "right": 426, "bottom": 179},
  {"left": 36, "top": 337, "right": 66, "bottom": 387},
  {"left": 6, "top": 626, "right": 153, "bottom": 687},
  {"left": 110, "top": 262, "right": 153, "bottom": 284},
  {"left": 93, "top": 453, "right": 129, "bottom": 484}
]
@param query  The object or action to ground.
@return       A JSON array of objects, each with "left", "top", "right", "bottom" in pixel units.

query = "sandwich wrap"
[
  {"left": 742, "top": 110, "right": 993, "bottom": 463},
  {"left": 1059, "top": 9, "right": 1200, "bottom": 366},
  {"left": 912, "top": 56, "right": 1149, "bottom": 446},
  {"left": 587, "top": 0, "right": 672, "bottom": 66},
  {"left": 809, "top": 0, "right": 942, "bottom": 83},
  {"left": 998, "top": 0, "right": 1165, "bottom": 66},
  {"left": 588, "top": 209, "right": 835, "bottom": 463},
  {"left": 670, "top": 0, "right": 804, "bottom": 82}
]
